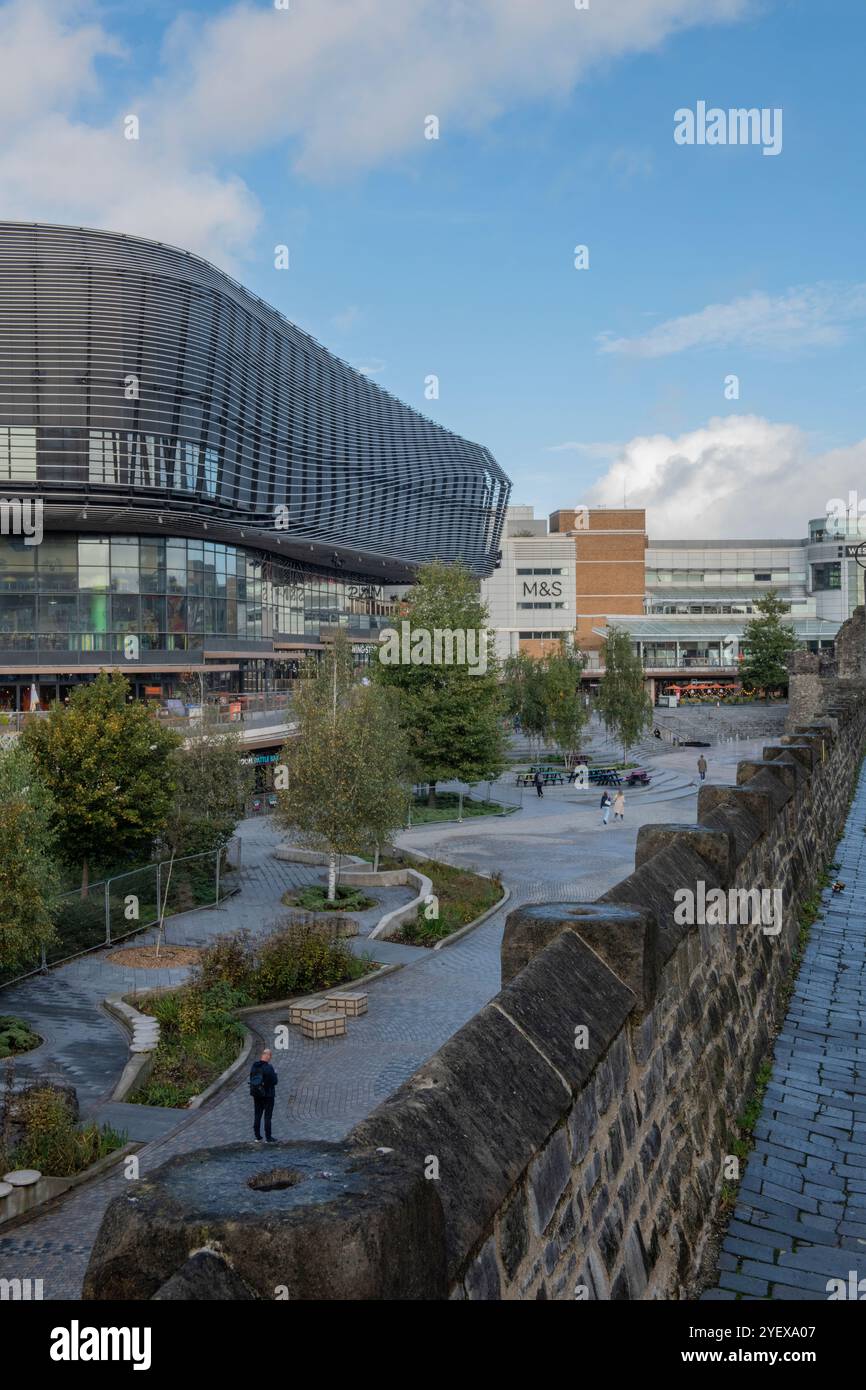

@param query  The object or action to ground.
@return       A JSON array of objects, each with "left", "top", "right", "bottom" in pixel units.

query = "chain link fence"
[{"left": 0, "top": 838, "right": 242, "bottom": 992}]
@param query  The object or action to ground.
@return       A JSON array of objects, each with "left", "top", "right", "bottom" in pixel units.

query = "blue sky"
[{"left": 1, "top": 0, "right": 864, "bottom": 536}]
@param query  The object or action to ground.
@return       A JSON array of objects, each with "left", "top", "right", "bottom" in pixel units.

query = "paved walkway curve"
[
  {"left": 704, "top": 761, "right": 866, "bottom": 1301},
  {"left": 0, "top": 743, "right": 758, "bottom": 1300}
]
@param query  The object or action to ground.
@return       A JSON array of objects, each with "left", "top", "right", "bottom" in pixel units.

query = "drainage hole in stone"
[{"left": 247, "top": 1168, "right": 305, "bottom": 1193}]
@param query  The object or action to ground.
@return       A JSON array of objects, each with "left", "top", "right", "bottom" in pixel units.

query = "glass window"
[
  {"left": 79, "top": 565, "right": 109, "bottom": 591},
  {"left": 0, "top": 593, "right": 34, "bottom": 633},
  {"left": 39, "top": 595, "right": 77, "bottom": 633},
  {"left": 111, "top": 595, "right": 140, "bottom": 632},
  {"left": 141, "top": 596, "right": 165, "bottom": 639},
  {"left": 0, "top": 426, "right": 37, "bottom": 481}
]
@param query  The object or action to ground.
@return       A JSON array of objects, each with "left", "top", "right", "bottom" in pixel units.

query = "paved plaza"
[{"left": 0, "top": 738, "right": 762, "bottom": 1298}]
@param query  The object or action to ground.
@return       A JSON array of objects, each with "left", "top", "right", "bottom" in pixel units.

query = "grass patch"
[
  {"left": 130, "top": 982, "right": 247, "bottom": 1109},
  {"left": 0, "top": 1015, "right": 42, "bottom": 1058},
  {"left": 371, "top": 850, "right": 503, "bottom": 946},
  {"left": 285, "top": 884, "right": 375, "bottom": 913},
  {"left": 408, "top": 791, "right": 508, "bottom": 824},
  {"left": 0, "top": 1085, "right": 124, "bottom": 1178}
]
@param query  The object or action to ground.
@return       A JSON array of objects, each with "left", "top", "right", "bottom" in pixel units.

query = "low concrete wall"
[
  {"left": 0, "top": 1143, "right": 139, "bottom": 1230},
  {"left": 367, "top": 869, "right": 432, "bottom": 941},
  {"left": 105, "top": 995, "right": 161, "bottom": 1102}
]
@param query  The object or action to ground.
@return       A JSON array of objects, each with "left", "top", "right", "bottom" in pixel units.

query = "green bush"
[
  {"left": 0, "top": 1087, "right": 124, "bottom": 1177},
  {"left": 249, "top": 922, "right": 361, "bottom": 1002},
  {"left": 0, "top": 1016, "right": 42, "bottom": 1057},
  {"left": 132, "top": 982, "right": 246, "bottom": 1109},
  {"left": 196, "top": 931, "right": 254, "bottom": 995},
  {"left": 291, "top": 885, "right": 375, "bottom": 913}
]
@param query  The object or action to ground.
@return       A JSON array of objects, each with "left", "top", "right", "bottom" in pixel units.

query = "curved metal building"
[
  {"left": 0, "top": 222, "right": 509, "bottom": 704},
  {"left": 0, "top": 222, "right": 508, "bottom": 577}
]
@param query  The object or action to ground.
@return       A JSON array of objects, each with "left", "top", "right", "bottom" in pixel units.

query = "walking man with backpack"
[{"left": 249, "top": 1047, "right": 278, "bottom": 1143}]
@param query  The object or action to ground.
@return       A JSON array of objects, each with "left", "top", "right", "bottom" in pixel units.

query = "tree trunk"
[
  {"left": 427, "top": 781, "right": 436, "bottom": 808},
  {"left": 327, "top": 852, "right": 337, "bottom": 902},
  {"left": 80, "top": 858, "right": 89, "bottom": 900},
  {"left": 373, "top": 843, "right": 380, "bottom": 874}
]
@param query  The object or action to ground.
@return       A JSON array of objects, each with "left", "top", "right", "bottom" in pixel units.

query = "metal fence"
[
  {"left": 406, "top": 779, "right": 524, "bottom": 825},
  {"left": 0, "top": 838, "right": 242, "bottom": 993}
]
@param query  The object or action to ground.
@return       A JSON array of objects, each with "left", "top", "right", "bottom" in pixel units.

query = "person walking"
[
  {"left": 613, "top": 790, "right": 625, "bottom": 822},
  {"left": 697, "top": 754, "right": 708, "bottom": 782},
  {"left": 534, "top": 769, "right": 544, "bottom": 798},
  {"left": 600, "top": 790, "right": 612, "bottom": 825},
  {"left": 249, "top": 1047, "right": 278, "bottom": 1143}
]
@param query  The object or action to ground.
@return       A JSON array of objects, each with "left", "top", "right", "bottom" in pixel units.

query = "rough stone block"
[
  {"left": 636, "top": 823, "right": 736, "bottom": 887},
  {"left": 351, "top": 999, "right": 571, "bottom": 1279},
  {"left": 84, "top": 1142, "right": 447, "bottom": 1301},
  {"left": 528, "top": 1126, "right": 571, "bottom": 1237}
]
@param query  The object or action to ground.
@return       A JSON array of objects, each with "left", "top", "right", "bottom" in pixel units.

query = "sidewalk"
[{"left": 704, "top": 761, "right": 866, "bottom": 1300}]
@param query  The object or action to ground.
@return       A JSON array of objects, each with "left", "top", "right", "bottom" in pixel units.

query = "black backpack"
[{"left": 249, "top": 1063, "right": 266, "bottom": 1098}]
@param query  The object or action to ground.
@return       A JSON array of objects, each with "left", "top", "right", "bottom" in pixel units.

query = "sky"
[{"left": 1, "top": 0, "right": 864, "bottom": 539}]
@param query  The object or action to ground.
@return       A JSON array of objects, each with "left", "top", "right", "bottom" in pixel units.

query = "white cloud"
[
  {"left": 0, "top": 3, "right": 121, "bottom": 128},
  {"left": 332, "top": 305, "right": 362, "bottom": 334},
  {"left": 350, "top": 357, "right": 387, "bottom": 377},
  {"left": 598, "top": 284, "right": 866, "bottom": 358},
  {"left": 0, "top": 0, "right": 752, "bottom": 265},
  {"left": 547, "top": 440, "right": 624, "bottom": 459},
  {"left": 586, "top": 414, "right": 866, "bottom": 536}
]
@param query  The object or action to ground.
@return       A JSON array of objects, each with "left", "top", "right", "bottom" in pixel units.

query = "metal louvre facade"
[{"left": 0, "top": 222, "right": 509, "bottom": 579}]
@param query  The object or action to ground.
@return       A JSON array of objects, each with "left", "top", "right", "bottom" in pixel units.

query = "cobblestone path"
[{"left": 704, "top": 765, "right": 866, "bottom": 1300}]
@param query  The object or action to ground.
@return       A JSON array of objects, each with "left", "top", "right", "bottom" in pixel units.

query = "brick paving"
[
  {"left": 0, "top": 748, "right": 755, "bottom": 1300},
  {"left": 704, "top": 763, "right": 866, "bottom": 1300}
]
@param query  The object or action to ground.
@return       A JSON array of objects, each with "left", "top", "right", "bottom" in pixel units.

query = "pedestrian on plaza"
[
  {"left": 249, "top": 1047, "right": 278, "bottom": 1143},
  {"left": 697, "top": 754, "right": 708, "bottom": 782},
  {"left": 534, "top": 769, "right": 544, "bottom": 798},
  {"left": 613, "top": 790, "right": 625, "bottom": 822},
  {"left": 600, "top": 790, "right": 612, "bottom": 825}
]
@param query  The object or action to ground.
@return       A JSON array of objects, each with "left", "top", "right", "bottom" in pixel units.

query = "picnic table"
[{"left": 517, "top": 769, "right": 565, "bottom": 787}]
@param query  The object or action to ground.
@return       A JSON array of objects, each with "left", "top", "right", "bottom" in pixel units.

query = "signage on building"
[{"left": 520, "top": 579, "right": 563, "bottom": 598}]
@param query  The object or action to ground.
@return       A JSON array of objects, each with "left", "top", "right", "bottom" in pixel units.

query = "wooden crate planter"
[
  {"left": 287, "top": 999, "right": 327, "bottom": 1025},
  {"left": 300, "top": 1010, "right": 347, "bottom": 1040},
  {"left": 325, "top": 991, "right": 368, "bottom": 1018}
]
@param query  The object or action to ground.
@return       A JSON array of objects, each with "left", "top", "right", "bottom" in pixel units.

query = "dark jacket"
[
  {"left": 600, "top": 792, "right": 612, "bottom": 808},
  {"left": 250, "top": 1060, "right": 278, "bottom": 1098}
]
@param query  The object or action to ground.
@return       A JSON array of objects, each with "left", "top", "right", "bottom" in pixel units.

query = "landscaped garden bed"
[
  {"left": 0, "top": 1016, "right": 42, "bottom": 1058},
  {"left": 408, "top": 791, "right": 509, "bottom": 824},
  {"left": 129, "top": 921, "right": 375, "bottom": 1107},
  {"left": 0, "top": 1083, "right": 125, "bottom": 1179},
  {"left": 282, "top": 884, "right": 375, "bottom": 913},
  {"left": 370, "top": 851, "right": 503, "bottom": 947}
]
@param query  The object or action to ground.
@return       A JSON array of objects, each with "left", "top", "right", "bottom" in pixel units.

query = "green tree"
[
  {"left": 595, "top": 626, "right": 652, "bottom": 762},
  {"left": 543, "top": 640, "right": 588, "bottom": 766},
  {"left": 502, "top": 641, "right": 587, "bottom": 762},
  {"left": 376, "top": 560, "right": 505, "bottom": 802},
  {"left": 739, "top": 590, "right": 799, "bottom": 697},
  {"left": 0, "top": 742, "right": 60, "bottom": 972},
  {"left": 502, "top": 649, "right": 549, "bottom": 749},
  {"left": 164, "top": 716, "right": 254, "bottom": 857},
  {"left": 276, "top": 634, "right": 410, "bottom": 898},
  {"left": 23, "top": 671, "right": 180, "bottom": 894}
]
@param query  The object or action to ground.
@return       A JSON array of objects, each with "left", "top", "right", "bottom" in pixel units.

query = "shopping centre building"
[
  {"left": 482, "top": 505, "right": 857, "bottom": 695},
  {"left": 0, "top": 222, "right": 509, "bottom": 711}
]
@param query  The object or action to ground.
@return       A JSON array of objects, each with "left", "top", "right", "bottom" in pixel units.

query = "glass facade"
[{"left": 0, "top": 534, "right": 396, "bottom": 653}]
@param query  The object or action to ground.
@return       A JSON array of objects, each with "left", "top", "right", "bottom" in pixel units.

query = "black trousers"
[{"left": 253, "top": 1094, "right": 275, "bottom": 1139}]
